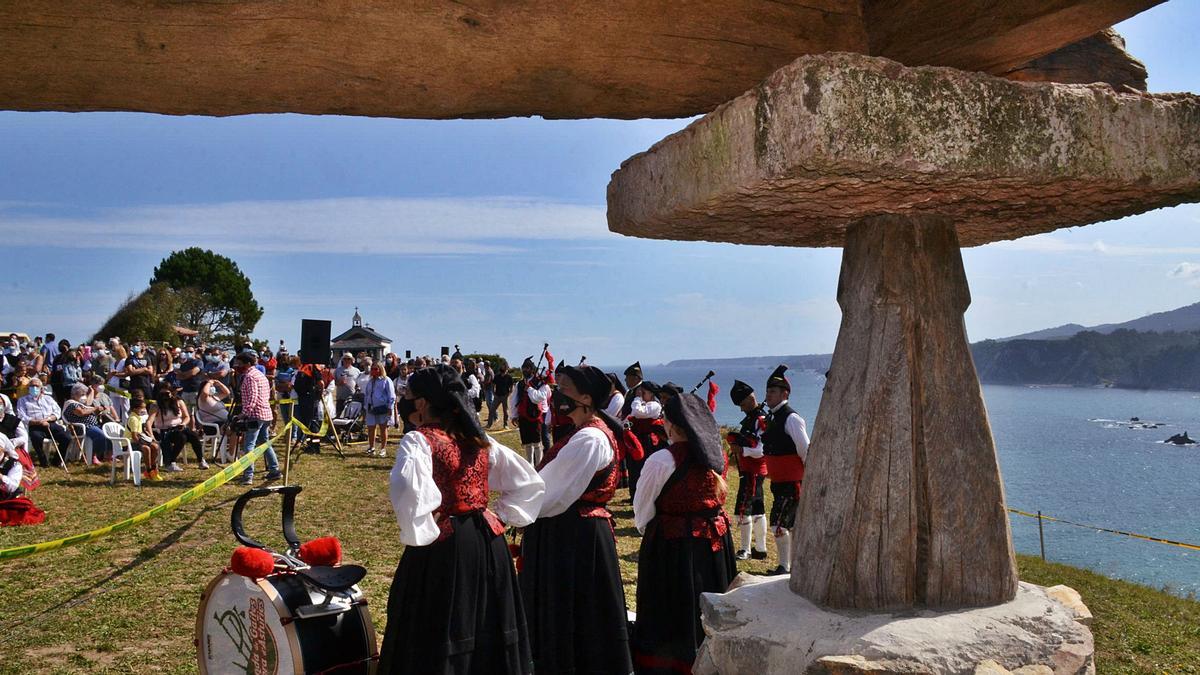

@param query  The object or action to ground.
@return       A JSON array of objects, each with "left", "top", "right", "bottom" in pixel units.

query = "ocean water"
[{"left": 620, "top": 363, "right": 1200, "bottom": 597}]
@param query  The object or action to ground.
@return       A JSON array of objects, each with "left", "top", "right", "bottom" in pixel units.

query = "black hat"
[
  {"left": 664, "top": 393, "right": 724, "bottom": 472},
  {"left": 521, "top": 356, "right": 536, "bottom": 370},
  {"left": 660, "top": 382, "right": 684, "bottom": 398},
  {"left": 766, "top": 364, "right": 791, "bottom": 392},
  {"left": 451, "top": 345, "right": 463, "bottom": 360},
  {"left": 559, "top": 365, "right": 612, "bottom": 409},
  {"left": 624, "top": 361, "right": 642, "bottom": 377},
  {"left": 730, "top": 380, "right": 755, "bottom": 405}
]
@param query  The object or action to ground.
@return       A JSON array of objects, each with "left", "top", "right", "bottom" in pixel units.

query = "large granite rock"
[
  {"left": 0, "top": 1, "right": 1161, "bottom": 119},
  {"left": 607, "top": 52, "right": 1200, "bottom": 247},
  {"left": 1003, "top": 29, "right": 1148, "bottom": 91},
  {"left": 694, "top": 575, "right": 1095, "bottom": 675}
]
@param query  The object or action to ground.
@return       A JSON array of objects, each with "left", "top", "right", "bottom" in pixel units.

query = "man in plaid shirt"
[{"left": 233, "top": 352, "right": 282, "bottom": 485}]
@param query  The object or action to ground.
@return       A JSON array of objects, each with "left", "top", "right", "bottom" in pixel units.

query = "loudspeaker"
[
  {"left": 405, "top": 350, "right": 412, "bottom": 359},
  {"left": 441, "top": 346, "right": 450, "bottom": 357},
  {"left": 300, "top": 319, "right": 332, "bottom": 365}
]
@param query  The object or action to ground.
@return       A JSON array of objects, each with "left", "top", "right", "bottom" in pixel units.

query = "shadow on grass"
[{"left": 0, "top": 494, "right": 239, "bottom": 640}]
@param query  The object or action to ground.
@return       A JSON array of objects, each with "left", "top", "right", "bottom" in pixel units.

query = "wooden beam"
[
  {"left": 789, "top": 216, "right": 1018, "bottom": 609},
  {"left": 0, "top": 0, "right": 1164, "bottom": 119}
]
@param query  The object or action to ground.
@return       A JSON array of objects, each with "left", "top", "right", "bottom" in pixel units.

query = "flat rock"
[
  {"left": 1044, "top": 585, "right": 1094, "bottom": 626},
  {"left": 607, "top": 52, "right": 1200, "bottom": 247},
  {"left": 0, "top": 1, "right": 1159, "bottom": 119},
  {"left": 1003, "top": 29, "right": 1148, "bottom": 91},
  {"left": 694, "top": 577, "right": 1095, "bottom": 675}
]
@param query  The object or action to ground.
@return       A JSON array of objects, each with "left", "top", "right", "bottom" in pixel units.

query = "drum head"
[{"left": 196, "top": 572, "right": 300, "bottom": 675}]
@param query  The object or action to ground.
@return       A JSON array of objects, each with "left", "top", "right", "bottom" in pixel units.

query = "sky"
[{"left": 1, "top": 2, "right": 1197, "bottom": 366}]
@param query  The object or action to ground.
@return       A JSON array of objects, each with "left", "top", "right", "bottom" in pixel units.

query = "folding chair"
[
  {"left": 103, "top": 422, "right": 141, "bottom": 486},
  {"left": 332, "top": 400, "right": 365, "bottom": 446}
]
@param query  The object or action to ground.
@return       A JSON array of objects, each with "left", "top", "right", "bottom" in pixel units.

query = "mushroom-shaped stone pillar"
[{"left": 607, "top": 52, "right": 1200, "bottom": 610}]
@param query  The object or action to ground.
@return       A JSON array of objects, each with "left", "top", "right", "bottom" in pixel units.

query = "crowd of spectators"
[{"left": 0, "top": 332, "right": 514, "bottom": 481}]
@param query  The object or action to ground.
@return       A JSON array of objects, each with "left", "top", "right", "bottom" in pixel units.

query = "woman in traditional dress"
[
  {"left": 382, "top": 365, "right": 544, "bottom": 674},
  {"left": 521, "top": 365, "right": 634, "bottom": 675},
  {"left": 632, "top": 392, "right": 736, "bottom": 674},
  {"left": 626, "top": 381, "right": 669, "bottom": 500}
]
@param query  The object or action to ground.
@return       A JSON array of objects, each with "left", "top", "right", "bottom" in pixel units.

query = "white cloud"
[
  {"left": 0, "top": 197, "right": 613, "bottom": 256},
  {"left": 1168, "top": 262, "right": 1200, "bottom": 287},
  {"left": 989, "top": 234, "right": 1200, "bottom": 257}
]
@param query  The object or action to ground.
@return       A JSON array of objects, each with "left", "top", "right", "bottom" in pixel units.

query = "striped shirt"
[{"left": 240, "top": 366, "right": 273, "bottom": 422}]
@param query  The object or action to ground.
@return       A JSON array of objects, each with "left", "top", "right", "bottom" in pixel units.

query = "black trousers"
[
  {"left": 29, "top": 423, "right": 72, "bottom": 467},
  {"left": 161, "top": 427, "right": 204, "bottom": 464}
]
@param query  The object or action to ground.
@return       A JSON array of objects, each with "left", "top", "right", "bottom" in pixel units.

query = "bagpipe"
[
  {"left": 691, "top": 370, "right": 720, "bottom": 414},
  {"left": 196, "top": 485, "right": 375, "bottom": 674}
]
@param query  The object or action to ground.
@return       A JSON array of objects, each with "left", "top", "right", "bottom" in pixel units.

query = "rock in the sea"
[
  {"left": 1044, "top": 585, "right": 1094, "bottom": 626},
  {"left": 695, "top": 577, "right": 1094, "bottom": 674}
]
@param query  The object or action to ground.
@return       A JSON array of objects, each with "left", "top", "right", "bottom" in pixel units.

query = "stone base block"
[{"left": 695, "top": 574, "right": 1094, "bottom": 674}]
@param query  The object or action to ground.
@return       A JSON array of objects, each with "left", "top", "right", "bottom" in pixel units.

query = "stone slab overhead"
[
  {"left": 0, "top": 0, "right": 1164, "bottom": 119},
  {"left": 606, "top": 52, "right": 1200, "bottom": 247}
]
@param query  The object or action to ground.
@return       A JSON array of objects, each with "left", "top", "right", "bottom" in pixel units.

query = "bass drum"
[{"left": 196, "top": 571, "right": 376, "bottom": 674}]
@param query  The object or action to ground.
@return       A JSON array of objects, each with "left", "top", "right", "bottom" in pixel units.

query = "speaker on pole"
[{"left": 300, "top": 319, "right": 332, "bottom": 365}]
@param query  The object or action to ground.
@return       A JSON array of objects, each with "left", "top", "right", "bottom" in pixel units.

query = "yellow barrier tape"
[
  {"left": 1008, "top": 507, "right": 1200, "bottom": 552},
  {"left": 0, "top": 420, "right": 295, "bottom": 562},
  {"left": 103, "top": 385, "right": 131, "bottom": 399}
]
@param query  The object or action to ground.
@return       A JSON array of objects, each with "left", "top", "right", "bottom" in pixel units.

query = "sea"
[{"left": 613, "top": 363, "right": 1200, "bottom": 597}]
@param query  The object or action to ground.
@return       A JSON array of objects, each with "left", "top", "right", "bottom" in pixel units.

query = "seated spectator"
[
  {"left": 0, "top": 434, "right": 44, "bottom": 526},
  {"left": 16, "top": 378, "right": 72, "bottom": 468},
  {"left": 197, "top": 375, "right": 231, "bottom": 426},
  {"left": 126, "top": 398, "right": 161, "bottom": 481},
  {"left": 87, "top": 375, "right": 118, "bottom": 424},
  {"left": 62, "top": 383, "right": 113, "bottom": 465},
  {"left": 153, "top": 389, "right": 207, "bottom": 472}
]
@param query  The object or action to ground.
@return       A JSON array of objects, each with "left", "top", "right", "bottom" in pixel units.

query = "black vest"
[
  {"left": 731, "top": 406, "right": 765, "bottom": 447},
  {"left": 762, "top": 403, "right": 798, "bottom": 457},
  {"left": 619, "top": 381, "right": 641, "bottom": 418}
]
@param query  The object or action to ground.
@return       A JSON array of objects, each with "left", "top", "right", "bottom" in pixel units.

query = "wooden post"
[
  {"left": 284, "top": 424, "right": 293, "bottom": 486},
  {"left": 1038, "top": 511, "right": 1046, "bottom": 561},
  {"left": 790, "top": 215, "right": 1018, "bottom": 609}
]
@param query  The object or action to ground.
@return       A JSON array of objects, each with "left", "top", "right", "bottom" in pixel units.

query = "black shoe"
[
  {"left": 236, "top": 477, "right": 253, "bottom": 486},
  {"left": 735, "top": 549, "right": 750, "bottom": 561},
  {"left": 264, "top": 471, "right": 283, "bottom": 481},
  {"left": 770, "top": 565, "right": 789, "bottom": 575},
  {"left": 751, "top": 549, "right": 768, "bottom": 560}
]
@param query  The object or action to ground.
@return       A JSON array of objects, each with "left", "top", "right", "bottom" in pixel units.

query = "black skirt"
[
  {"left": 379, "top": 512, "right": 533, "bottom": 675},
  {"left": 520, "top": 508, "right": 633, "bottom": 675},
  {"left": 517, "top": 417, "right": 542, "bottom": 445},
  {"left": 632, "top": 528, "right": 736, "bottom": 674}
]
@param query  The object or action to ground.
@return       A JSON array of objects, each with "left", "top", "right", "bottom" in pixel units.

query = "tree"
[
  {"left": 151, "top": 248, "right": 263, "bottom": 341},
  {"left": 92, "top": 283, "right": 185, "bottom": 345}
]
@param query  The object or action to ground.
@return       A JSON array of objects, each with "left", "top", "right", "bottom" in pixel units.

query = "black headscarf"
[
  {"left": 605, "top": 372, "right": 627, "bottom": 396},
  {"left": 408, "top": 364, "right": 487, "bottom": 448},
  {"left": 559, "top": 365, "right": 625, "bottom": 438},
  {"left": 663, "top": 393, "right": 724, "bottom": 472}
]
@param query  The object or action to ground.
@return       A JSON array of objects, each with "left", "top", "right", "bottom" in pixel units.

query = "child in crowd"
[{"left": 126, "top": 397, "right": 162, "bottom": 481}]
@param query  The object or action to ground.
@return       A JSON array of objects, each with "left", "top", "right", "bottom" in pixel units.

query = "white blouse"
[
  {"left": 389, "top": 431, "right": 545, "bottom": 547},
  {"left": 536, "top": 425, "right": 615, "bottom": 518},
  {"left": 629, "top": 398, "right": 662, "bottom": 419},
  {"left": 604, "top": 392, "right": 625, "bottom": 419},
  {"left": 632, "top": 448, "right": 677, "bottom": 533}
]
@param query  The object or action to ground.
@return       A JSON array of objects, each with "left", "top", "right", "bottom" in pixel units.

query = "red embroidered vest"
[
  {"left": 652, "top": 443, "right": 731, "bottom": 551},
  {"left": 630, "top": 416, "right": 668, "bottom": 451},
  {"left": 422, "top": 425, "right": 504, "bottom": 541},
  {"left": 538, "top": 418, "right": 621, "bottom": 519}
]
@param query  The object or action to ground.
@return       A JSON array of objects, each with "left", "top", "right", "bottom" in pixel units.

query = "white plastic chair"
[
  {"left": 199, "top": 421, "right": 229, "bottom": 463},
  {"left": 103, "top": 422, "right": 141, "bottom": 486}
]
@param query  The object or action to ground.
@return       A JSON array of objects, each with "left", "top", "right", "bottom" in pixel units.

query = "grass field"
[{"left": 1, "top": 426, "right": 1198, "bottom": 673}]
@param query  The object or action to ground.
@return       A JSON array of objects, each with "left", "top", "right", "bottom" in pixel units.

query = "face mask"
[
  {"left": 131, "top": 347, "right": 141, "bottom": 355},
  {"left": 29, "top": 386, "right": 41, "bottom": 397},
  {"left": 183, "top": 352, "right": 193, "bottom": 359},
  {"left": 552, "top": 389, "right": 583, "bottom": 415},
  {"left": 396, "top": 397, "right": 418, "bottom": 421}
]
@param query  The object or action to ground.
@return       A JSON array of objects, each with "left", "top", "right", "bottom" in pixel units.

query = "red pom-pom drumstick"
[
  {"left": 298, "top": 536, "right": 343, "bottom": 567},
  {"left": 230, "top": 546, "right": 276, "bottom": 578}
]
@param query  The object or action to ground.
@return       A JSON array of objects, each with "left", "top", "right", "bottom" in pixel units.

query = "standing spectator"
[
  {"left": 87, "top": 375, "right": 117, "bottom": 424},
  {"left": 154, "top": 389, "right": 207, "bottom": 472},
  {"left": 233, "top": 352, "right": 282, "bottom": 486},
  {"left": 57, "top": 349, "right": 83, "bottom": 407},
  {"left": 38, "top": 333, "right": 59, "bottom": 370},
  {"left": 63, "top": 383, "right": 111, "bottom": 464},
  {"left": 491, "top": 360, "right": 513, "bottom": 429},
  {"left": 107, "top": 344, "right": 130, "bottom": 423},
  {"left": 334, "top": 354, "right": 360, "bottom": 415},
  {"left": 176, "top": 346, "right": 204, "bottom": 416},
  {"left": 16, "top": 378, "right": 72, "bottom": 467},
  {"left": 124, "top": 344, "right": 155, "bottom": 401},
  {"left": 462, "top": 358, "right": 482, "bottom": 414},
  {"left": 482, "top": 360, "right": 495, "bottom": 423},
  {"left": 363, "top": 362, "right": 397, "bottom": 457}
]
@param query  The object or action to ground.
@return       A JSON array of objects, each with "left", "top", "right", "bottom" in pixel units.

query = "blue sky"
[{"left": 1, "top": 2, "right": 1197, "bottom": 365}]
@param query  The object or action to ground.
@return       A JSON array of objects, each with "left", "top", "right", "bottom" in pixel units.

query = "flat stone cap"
[{"left": 607, "top": 52, "right": 1200, "bottom": 247}]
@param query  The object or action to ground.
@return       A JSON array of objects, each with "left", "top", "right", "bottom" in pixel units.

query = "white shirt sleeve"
[
  {"left": 529, "top": 383, "right": 550, "bottom": 406},
  {"left": 537, "top": 426, "right": 613, "bottom": 518},
  {"left": 633, "top": 449, "right": 677, "bottom": 533},
  {"left": 388, "top": 431, "right": 444, "bottom": 546},
  {"left": 786, "top": 413, "right": 810, "bottom": 463},
  {"left": 466, "top": 374, "right": 481, "bottom": 399},
  {"left": 487, "top": 436, "right": 545, "bottom": 527},
  {"left": 743, "top": 443, "right": 764, "bottom": 459},
  {"left": 629, "top": 398, "right": 662, "bottom": 419},
  {"left": 0, "top": 436, "right": 20, "bottom": 493},
  {"left": 508, "top": 387, "right": 519, "bottom": 420},
  {"left": 604, "top": 393, "right": 625, "bottom": 418}
]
